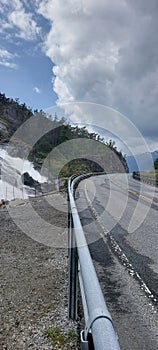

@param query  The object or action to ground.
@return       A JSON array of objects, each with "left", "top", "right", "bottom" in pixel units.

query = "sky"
[{"left": 0, "top": 0, "right": 158, "bottom": 154}]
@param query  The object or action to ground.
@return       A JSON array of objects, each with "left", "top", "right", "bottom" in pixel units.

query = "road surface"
[{"left": 76, "top": 173, "right": 158, "bottom": 350}]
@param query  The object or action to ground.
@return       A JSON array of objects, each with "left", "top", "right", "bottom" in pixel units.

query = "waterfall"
[{"left": 0, "top": 147, "right": 47, "bottom": 201}]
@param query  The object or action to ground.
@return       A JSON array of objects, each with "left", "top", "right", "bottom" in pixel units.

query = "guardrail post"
[
  {"left": 81, "top": 330, "right": 95, "bottom": 350},
  {"left": 68, "top": 189, "right": 78, "bottom": 320},
  {"left": 67, "top": 193, "right": 71, "bottom": 258}
]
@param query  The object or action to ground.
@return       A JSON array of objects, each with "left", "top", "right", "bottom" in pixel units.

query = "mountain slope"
[
  {"left": 126, "top": 151, "right": 158, "bottom": 172},
  {"left": 0, "top": 93, "right": 33, "bottom": 143},
  {"left": 0, "top": 93, "right": 128, "bottom": 176}
]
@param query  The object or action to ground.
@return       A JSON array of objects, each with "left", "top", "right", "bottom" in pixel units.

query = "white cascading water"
[{"left": 0, "top": 147, "right": 47, "bottom": 201}]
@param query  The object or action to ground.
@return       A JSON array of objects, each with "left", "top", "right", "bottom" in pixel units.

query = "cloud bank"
[
  {"left": 0, "top": 0, "right": 157, "bottom": 151},
  {"left": 38, "top": 0, "right": 158, "bottom": 149}
]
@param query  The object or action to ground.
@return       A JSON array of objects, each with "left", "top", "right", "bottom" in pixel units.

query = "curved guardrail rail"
[
  {"left": 67, "top": 173, "right": 121, "bottom": 350},
  {"left": 132, "top": 171, "right": 158, "bottom": 186}
]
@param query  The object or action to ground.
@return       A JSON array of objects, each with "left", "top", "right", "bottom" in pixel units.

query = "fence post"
[
  {"left": 68, "top": 213, "right": 78, "bottom": 320},
  {"left": 13, "top": 186, "right": 15, "bottom": 200},
  {"left": 68, "top": 186, "right": 78, "bottom": 320},
  {"left": 22, "top": 186, "right": 24, "bottom": 199}
]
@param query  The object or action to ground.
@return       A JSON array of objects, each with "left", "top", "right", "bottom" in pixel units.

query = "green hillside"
[{"left": 0, "top": 93, "right": 128, "bottom": 178}]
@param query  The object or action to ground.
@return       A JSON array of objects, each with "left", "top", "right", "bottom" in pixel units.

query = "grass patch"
[{"left": 46, "top": 327, "right": 77, "bottom": 347}]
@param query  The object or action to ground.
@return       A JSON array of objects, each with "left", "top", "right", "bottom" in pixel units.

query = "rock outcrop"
[
  {"left": 0, "top": 93, "right": 33, "bottom": 143},
  {"left": 21, "top": 172, "right": 40, "bottom": 188}
]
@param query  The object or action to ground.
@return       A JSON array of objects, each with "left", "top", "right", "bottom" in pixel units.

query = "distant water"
[{"left": 0, "top": 147, "right": 47, "bottom": 201}]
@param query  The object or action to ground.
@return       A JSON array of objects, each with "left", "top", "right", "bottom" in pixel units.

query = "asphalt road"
[{"left": 76, "top": 173, "right": 158, "bottom": 350}]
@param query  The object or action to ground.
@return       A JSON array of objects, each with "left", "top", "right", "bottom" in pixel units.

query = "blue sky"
[
  {"left": 0, "top": 0, "right": 57, "bottom": 110},
  {"left": 0, "top": 0, "right": 158, "bottom": 153}
]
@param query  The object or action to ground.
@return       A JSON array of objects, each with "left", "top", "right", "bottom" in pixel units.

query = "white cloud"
[
  {"left": 8, "top": 1, "right": 41, "bottom": 40},
  {"left": 38, "top": 0, "right": 158, "bottom": 148},
  {"left": 0, "top": 61, "right": 17, "bottom": 69},
  {"left": 0, "top": 48, "right": 18, "bottom": 69},
  {"left": 0, "top": 21, "right": 12, "bottom": 33},
  {"left": 33, "top": 86, "right": 41, "bottom": 94},
  {"left": 0, "top": 0, "right": 41, "bottom": 41},
  {"left": 0, "top": 48, "right": 13, "bottom": 59}
]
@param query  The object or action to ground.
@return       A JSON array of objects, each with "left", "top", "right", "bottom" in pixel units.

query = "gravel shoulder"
[{"left": 0, "top": 192, "right": 78, "bottom": 350}]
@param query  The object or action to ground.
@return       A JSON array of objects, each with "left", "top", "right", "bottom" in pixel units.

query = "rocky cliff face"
[{"left": 0, "top": 93, "right": 33, "bottom": 143}]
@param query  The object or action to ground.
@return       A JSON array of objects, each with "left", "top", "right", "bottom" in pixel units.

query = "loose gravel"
[{"left": 0, "top": 192, "right": 78, "bottom": 350}]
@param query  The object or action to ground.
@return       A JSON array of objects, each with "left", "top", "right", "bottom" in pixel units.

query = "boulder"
[{"left": 21, "top": 172, "right": 40, "bottom": 188}]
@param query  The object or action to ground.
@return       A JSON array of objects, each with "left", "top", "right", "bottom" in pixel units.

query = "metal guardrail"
[
  {"left": 67, "top": 173, "right": 121, "bottom": 350},
  {"left": 132, "top": 172, "right": 158, "bottom": 186},
  {"left": 140, "top": 175, "right": 158, "bottom": 186}
]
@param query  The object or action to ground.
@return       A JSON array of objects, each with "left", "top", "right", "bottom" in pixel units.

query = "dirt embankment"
[{"left": 0, "top": 192, "right": 78, "bottom": 350}]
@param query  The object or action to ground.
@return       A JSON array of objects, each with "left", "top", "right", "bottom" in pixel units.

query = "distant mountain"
[
  {"left": 126, "top": 151, "right": 158, "bottom": 172},
  {"left": 152, "top": 150, "right": 158, "bottom": 161}
]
